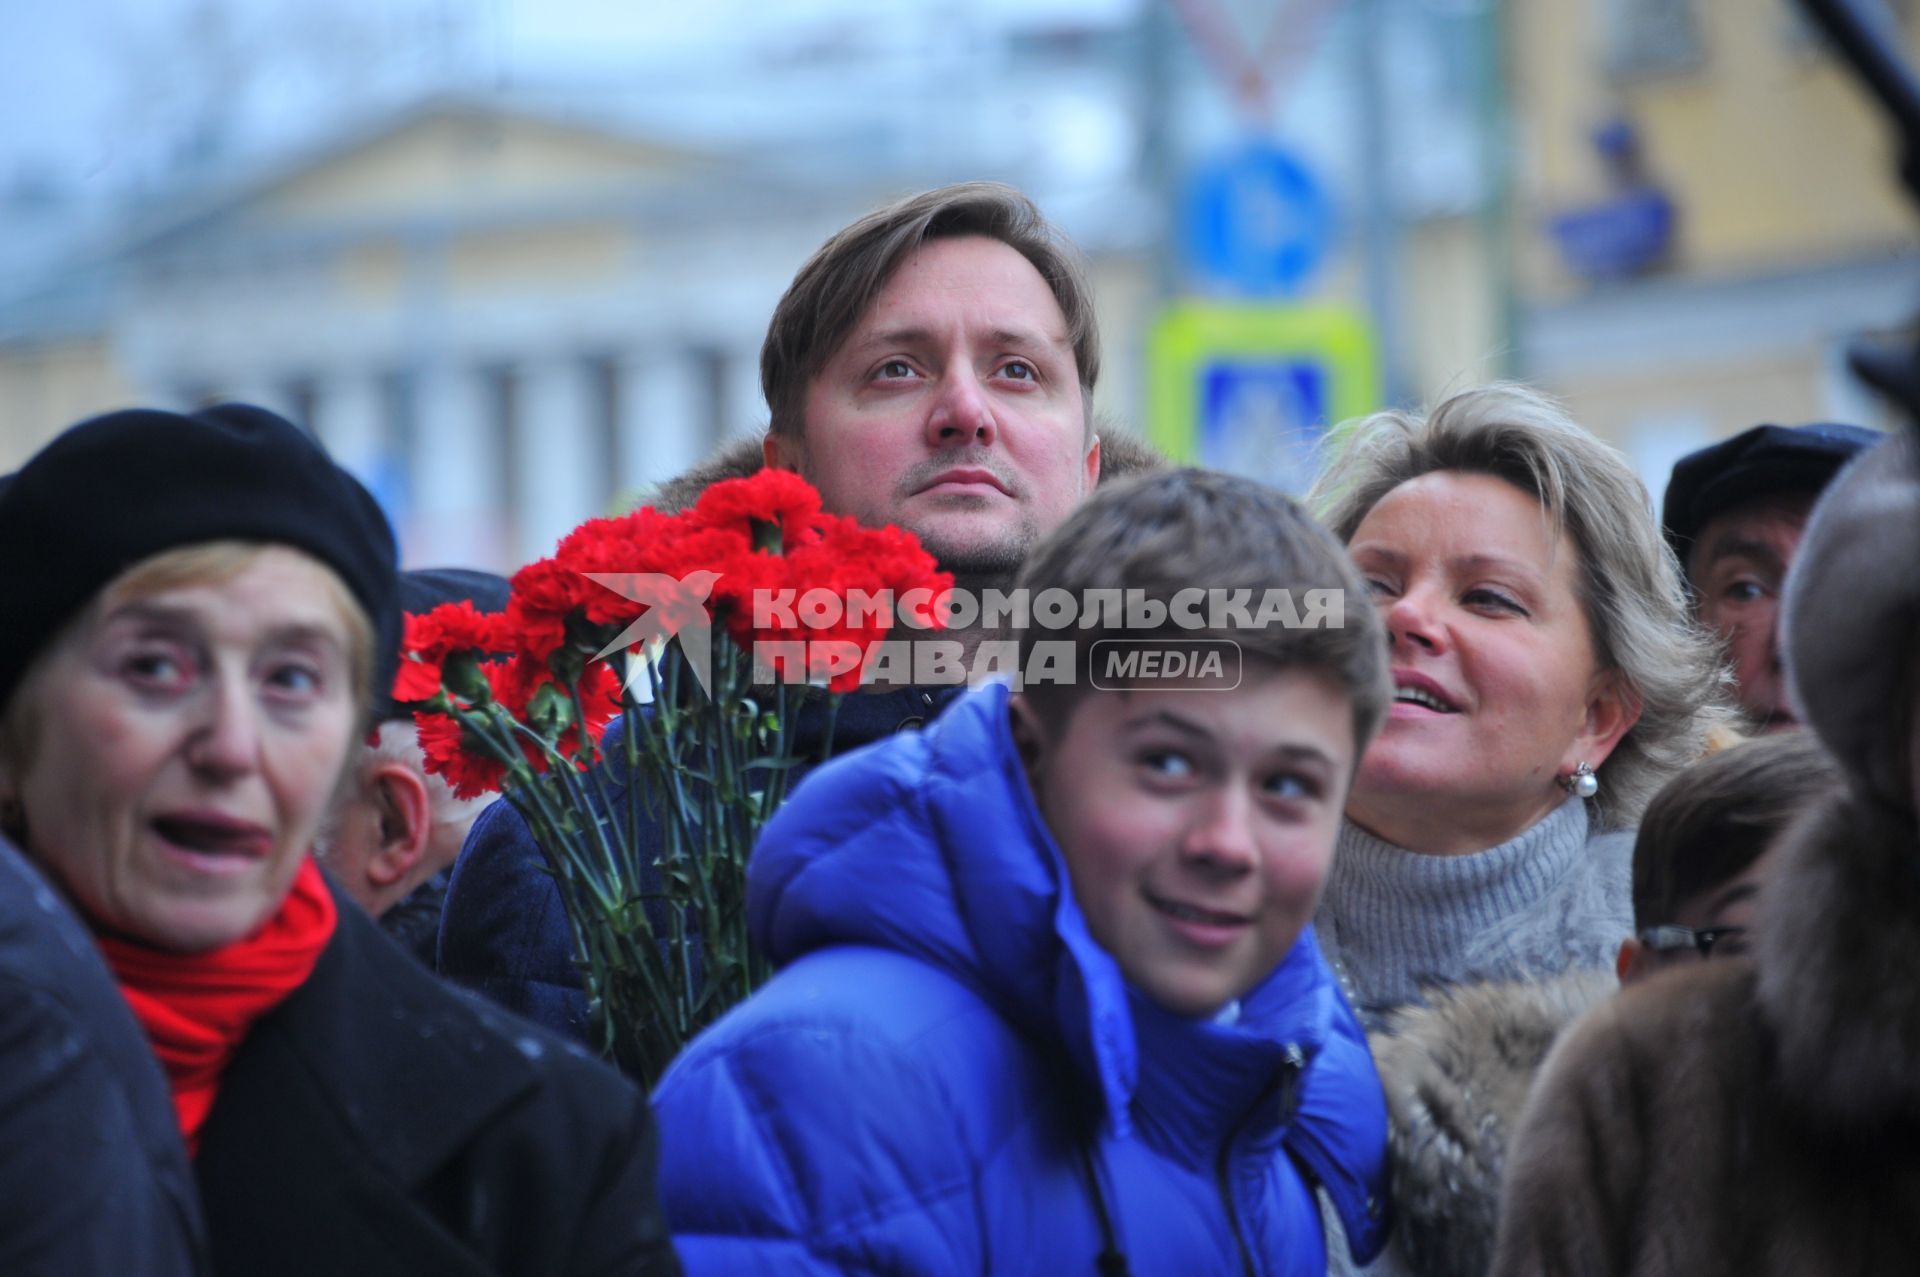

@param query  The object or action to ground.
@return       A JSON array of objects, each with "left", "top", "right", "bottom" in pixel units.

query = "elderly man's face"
[
  {"left": 1689, "top": 494, "right": 1815, "bottom": 732},
  {"left": 768, "top": 235, "right": 1099, "bottom": 577}
]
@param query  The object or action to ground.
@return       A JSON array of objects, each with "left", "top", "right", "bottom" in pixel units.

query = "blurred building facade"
[
  {"left": 0, "top": 9, "right": 1168, "bottom": 570},
  {"left": 0, "top": 99, "right": 1169, "bottom": 568},
  {"left": 1511, "top": 0, "right": 1920, "bottom": 478},
  {"left": 9, "top": 0, "right": 1913, "bottom": 563}
]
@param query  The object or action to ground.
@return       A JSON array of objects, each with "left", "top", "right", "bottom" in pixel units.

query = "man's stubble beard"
[{"left": 916, "top": 525, "right": 1033, "bottom": 603}]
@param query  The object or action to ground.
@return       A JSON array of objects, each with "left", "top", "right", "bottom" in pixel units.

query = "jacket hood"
[
  {"left": 749, "top": 680, "right": 1389, "bottom": 1256},
  {"left": 1784, "top": 427, "right": 1917, "bottom": 811}
]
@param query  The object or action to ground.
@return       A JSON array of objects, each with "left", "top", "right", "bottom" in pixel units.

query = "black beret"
[
  {"left": 1662, "top": 422, "right": 1881, "bottom": 571},
  {"left": 0, "top": 403, "right": 400, "bottom": 716},
  {"left": 377, "top": 567, "right": 512, "bottom": 723}
]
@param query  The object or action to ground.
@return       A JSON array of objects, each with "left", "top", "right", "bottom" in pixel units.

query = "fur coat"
[
  {"left": 1339, "top": 972, "right": 1614, "bottom": 1277},
  {"left": 1491, "top": 428, "right": 1920, "bottom": 1275},
  {"left": 1490, "top": 792, "right": 1920, "bottom": 1276}
]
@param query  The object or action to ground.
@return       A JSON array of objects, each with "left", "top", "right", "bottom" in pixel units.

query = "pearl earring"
[{"left": 1559, "top": 761, "right": 1599, "bottom": 799}]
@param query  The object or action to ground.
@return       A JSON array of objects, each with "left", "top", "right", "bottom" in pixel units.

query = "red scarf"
[{"left": 97, "top": 858, "right": 337, "bottom": 1156}]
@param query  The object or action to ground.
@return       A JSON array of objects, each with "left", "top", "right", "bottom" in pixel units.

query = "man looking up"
[
  {"left": 441, "top": 182, "right": 1119, "bottom": 1042},
  {"left": 759, "top": 183, "right": 1102, "bottom": 643},
  {"left": 1663, "top": 422, "right": 1877, "bottom": 731}
]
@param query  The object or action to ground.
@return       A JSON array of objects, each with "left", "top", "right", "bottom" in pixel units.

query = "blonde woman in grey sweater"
[{"left": 1306, "top": 384, "right": 1731, "bottom": 1277}]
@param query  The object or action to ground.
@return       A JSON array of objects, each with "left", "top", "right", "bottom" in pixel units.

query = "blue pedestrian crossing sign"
[
  {"left": 1183, "top": 142, "right": 1333, "bottom": 296},
  {"left": 1148, "top": 304, "right": 1377, "bottom": 494}
]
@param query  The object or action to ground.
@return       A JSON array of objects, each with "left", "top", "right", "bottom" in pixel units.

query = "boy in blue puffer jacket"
[{"left": 654, "top": 469, "right": 1396, "bottom": 1275}]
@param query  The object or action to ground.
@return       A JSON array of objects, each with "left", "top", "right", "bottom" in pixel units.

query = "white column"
[
  {"left": 409, "top": 361, "right": 506, "bottom": 570},
  {"left": 515, "top": 355, "right": 599, "bottom": 565},
  {"left": 618, "top": 348, "right": 707, "bottom": 494},
  {"left": 313, "top": 373, "right": 385, "bottom": 473},
  {"left": 310, "top": 370, "right": 392, "bottom": 505}
]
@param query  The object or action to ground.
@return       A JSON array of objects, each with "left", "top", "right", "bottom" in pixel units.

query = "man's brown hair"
[
  {"left": 1013, "top": 468, "right": 1391, "bottom": 754},
  {"left": 760, "top": 181, "right": 1100, "bottom": 438}
]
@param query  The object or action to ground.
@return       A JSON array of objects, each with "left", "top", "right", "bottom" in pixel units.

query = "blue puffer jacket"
[{"left": 653, "top": 681, "right": 1391, "bottom": 1276}]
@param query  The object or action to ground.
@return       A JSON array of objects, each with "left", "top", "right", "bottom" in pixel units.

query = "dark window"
[
  {"left": 380, "top": 368, "right": 418, "bottom": 516},
  {"left": 1602, "top": 0, "right": 1704, "bottom": 80},
  {"left": 586, "top": 355, "right": 623, "bottom": 513},
  {"left": 481, "top": 364, "right": 520, "bottom": 552}
]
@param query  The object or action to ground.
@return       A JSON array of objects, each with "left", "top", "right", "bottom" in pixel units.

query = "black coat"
[
  {"left": 0, "top": 837, "right": 208, "bottom": 1276},
  {"left": 194, "top": 880, "right": 680, "bottom": 1277}
]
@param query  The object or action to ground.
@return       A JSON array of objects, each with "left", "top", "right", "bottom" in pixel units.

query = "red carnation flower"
[
  {"left": 416, "top": 711, "right": 509, "bottom": 800},
  {"left": 391, "top": 657, "right": 446, "bottom": 706},
  {"left": 690, "top": 470, "right": 823, "bottom": 549},
  {"left": 395, "top": 601, "right": 506, "bottom": 706}
]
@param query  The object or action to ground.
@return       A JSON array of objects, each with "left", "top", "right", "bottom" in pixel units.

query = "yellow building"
[{"left": 1509, "top": 0, "right": 1920, "bottom": 475}]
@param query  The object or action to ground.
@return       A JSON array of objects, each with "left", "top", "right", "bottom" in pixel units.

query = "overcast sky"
[{"left": 2, "top": 0, "right": 1144, "bottom": 197}]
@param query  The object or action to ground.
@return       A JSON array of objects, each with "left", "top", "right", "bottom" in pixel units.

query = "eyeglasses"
[{"left": 1637, "top": 924, "right": 1750, "bottom": 960}]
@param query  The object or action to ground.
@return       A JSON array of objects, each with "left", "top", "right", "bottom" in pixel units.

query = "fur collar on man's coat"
[{"left": 645, "top": 423, "right": 1170, "bottom": 514}]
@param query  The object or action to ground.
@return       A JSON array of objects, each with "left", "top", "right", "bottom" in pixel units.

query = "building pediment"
[
  {"left": 256, "top": 103, "right": 702, "bottom": 226},
  {"left": 120, "top": 99, "right": 717, "bottom": 256}
]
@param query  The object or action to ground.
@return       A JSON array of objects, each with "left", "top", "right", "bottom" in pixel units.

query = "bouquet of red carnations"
[{"left": 393, "top": 470, "right": 949, "bottom": 1083}]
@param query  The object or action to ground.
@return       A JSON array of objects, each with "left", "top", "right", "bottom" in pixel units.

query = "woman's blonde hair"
[{"left": 1309, "top": 383, "right": 1735, "bottom": 828}]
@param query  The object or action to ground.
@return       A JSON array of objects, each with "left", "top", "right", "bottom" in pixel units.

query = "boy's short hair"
[
  {"left": 1013, "top": 468, "right": 1391, "bottom": 752},
  {"left": 1631, "top": 731, "right": 1842, "bottom": 927}
]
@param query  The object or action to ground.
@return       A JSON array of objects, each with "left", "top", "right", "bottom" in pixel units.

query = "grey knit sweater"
[{"left": 1313, "top": 796, "right": 1634, "bottom": 1027}]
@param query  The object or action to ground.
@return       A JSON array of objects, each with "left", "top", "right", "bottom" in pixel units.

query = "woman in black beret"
[{"left": 0, "top": 404, "right": 680, "bottom": 1277}]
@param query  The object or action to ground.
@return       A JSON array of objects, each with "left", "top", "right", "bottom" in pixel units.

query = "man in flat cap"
[{"left": 1664, "top": 422, "right": 1880, "bottom": 731}]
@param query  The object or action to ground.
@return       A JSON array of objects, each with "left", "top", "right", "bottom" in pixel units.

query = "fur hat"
[
  {"left": 1782, "top": 428, "right": 1920, "bottom": 811},
  {"left": 0, "top": 403, "right": 400, "bottom": 716}
]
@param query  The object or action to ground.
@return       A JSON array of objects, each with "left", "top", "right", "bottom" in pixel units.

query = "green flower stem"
[
  {"left": 460, "top": 703, "right": 679, "bottom": 1075},
  {"left": 494, "top": 713, "right": 623, "bottom": 913},
  {"left": 621, "top": 656, "right": 645, "bottom": 857},
  {"left": 567, "top": 677, "right": 633, "bottom": 906},
  {"left": 462, "top": 626, "right": 843, "bottom": 1086},
  {"left": 460, "top": 727, "right": 627, "bottom": 1051}
]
